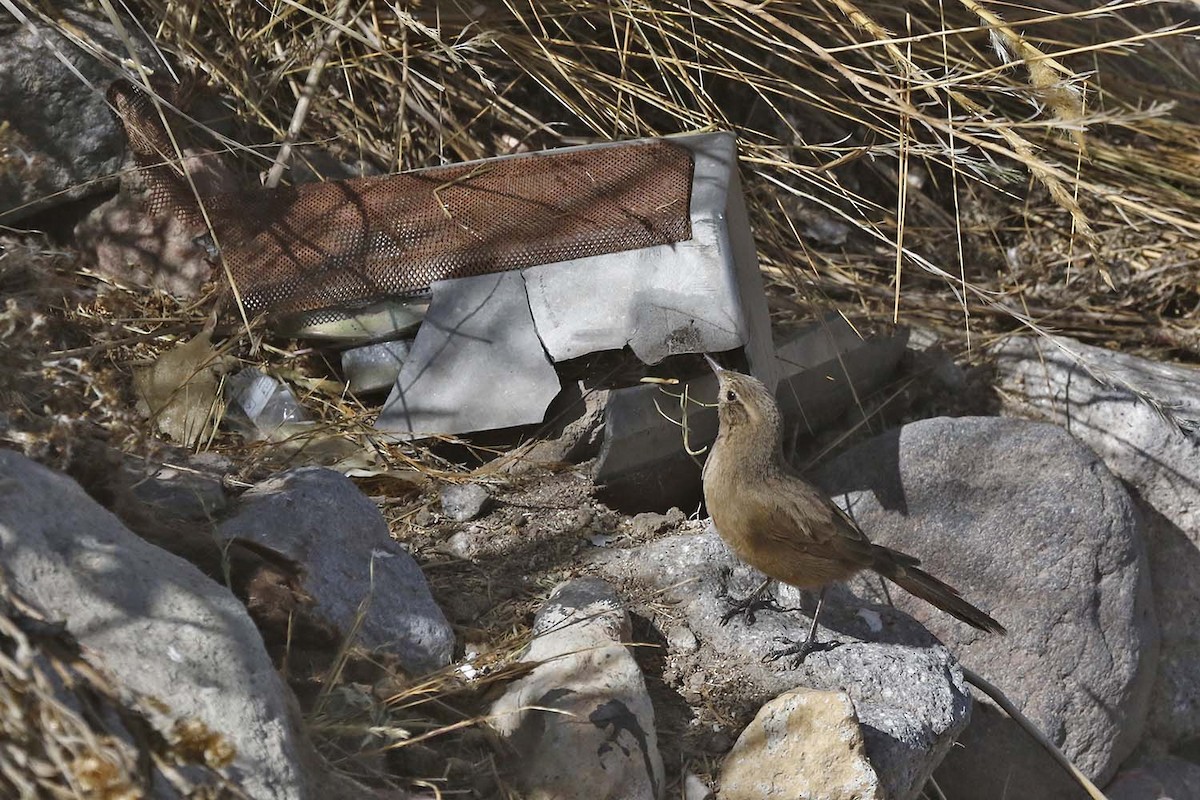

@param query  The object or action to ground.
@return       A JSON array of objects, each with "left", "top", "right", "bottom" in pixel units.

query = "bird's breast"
[{"left": 703, "top": 454, "right": 864, "bottom": 589}]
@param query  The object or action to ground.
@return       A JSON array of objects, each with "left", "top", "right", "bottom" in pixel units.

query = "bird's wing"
[
  {"left": 822, "top": 489, "right": 921, "bottom": 568},
  {"left": 745, "top": 479, "right": 879, "bottom": 569}
]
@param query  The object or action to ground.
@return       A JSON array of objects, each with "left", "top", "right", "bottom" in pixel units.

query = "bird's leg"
[
  {"left": 763, "top": 586, "right": 842, "bottom": 667},
  {"left": 717, "top": 575, "right": 788, "bottom": 626}
]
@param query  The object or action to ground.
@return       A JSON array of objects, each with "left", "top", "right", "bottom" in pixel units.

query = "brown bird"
[{"left": 701, "top": 355, "right": 1005, "bottom": 664}]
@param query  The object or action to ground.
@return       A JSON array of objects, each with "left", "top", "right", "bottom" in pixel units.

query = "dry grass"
[{"left": 103, "top": 0, "right": 1200, "bottom": 363}]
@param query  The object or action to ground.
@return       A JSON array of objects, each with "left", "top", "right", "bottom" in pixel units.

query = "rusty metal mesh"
[
  {"left": 107, "top": 80, "right": 695, "bottom": 319},
  {"left": 106, "top": 80, "right": 210, "bottom": 228}
]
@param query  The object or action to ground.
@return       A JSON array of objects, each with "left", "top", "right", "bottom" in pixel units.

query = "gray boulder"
[
  {"left": 0, "top": 7, "right": 160, "bottom": 222},
  {"left": 682, "top": 772, "right": 714, "bottom": 800},
  {"left": 933, "top": 700, "right": 1089, "bottom": 800},
  {"left": 594, "top": 528, "right": 971, "bottom": 800},
  {"left": 489, "top": 577, "right": 664, "bottom": 800},
  {"left": 1105, "top": 755, "right": 1200, "bottom": 800},
  {"left": 992, "top": 335, "right": 1200, "bottom": 532},
  {"left": 0, "top": 450, "right": 319, "bottom": 799},
  {"left": 994, "top": 334, "right": 1200, "bottom": 747},
  {"left": 1134, "top": 502, "right": 1200, "bottom": 751},
  {"left": 218, "top": 467, "right": 454, "bottom": 675},
  {"left": 0, "top": 569, "right": 248, "bottom": 798},
  {"left": 814, "top": 415, "right": 1157, "bottom": 788}
]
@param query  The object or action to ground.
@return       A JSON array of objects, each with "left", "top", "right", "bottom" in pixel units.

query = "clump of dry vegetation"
[{"left": 125, "top": 0, "right": 1200, "bottom": 359}]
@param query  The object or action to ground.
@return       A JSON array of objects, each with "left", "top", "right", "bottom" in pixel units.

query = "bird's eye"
[{"left": 725, "top": 389, "right": 737, "bottom": 402}]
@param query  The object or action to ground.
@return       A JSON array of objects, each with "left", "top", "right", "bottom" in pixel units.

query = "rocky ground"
[{"left": 4, "top": 314, "right": 1199, "bottom": 798}]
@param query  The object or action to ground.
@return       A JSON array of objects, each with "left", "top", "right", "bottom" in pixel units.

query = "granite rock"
[
  {"left": 489, "top": 577, "right": 664, "bottom": 800},
  {"left": 0, "top": 451, "right": 320, "bottom": 799},
  {"left": 815, "top": 415, "right": 1157, "bottom": 786},
  {"left": 993, "top": 334, "right": 1200, "bottom": 747},
  {"left": 0, "top": 6, "right": 162, "bottom": 222},
  {"left": 720, "top": 687, "right": 883, "bottom": 800},
  {"left": 218, "top": 467, "right": 454, "bottom": 674},
  {"left": 594, "top": 528, "right": 971, "bottom": 800}
]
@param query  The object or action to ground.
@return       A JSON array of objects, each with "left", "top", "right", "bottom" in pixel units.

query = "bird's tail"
[{"left": 873, "top": 546, "right": 1006, "bottom": 634}]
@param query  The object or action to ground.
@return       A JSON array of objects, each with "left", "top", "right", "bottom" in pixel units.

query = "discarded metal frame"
[
  {"left": 110, "top": 78, "right": 777, "bottom": 446},
  {"left": 112, "top": 81, "right": 908, "bottom": 500}
]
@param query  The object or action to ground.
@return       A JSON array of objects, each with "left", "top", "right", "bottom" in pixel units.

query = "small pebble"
[
  {"left": 857, "top": 608, "right": 883, "bottom": 632},
  {"left": 589, "top": 532, "right": 614, "bottom": 548},
  {"left": 574, "top": 506, "right": 596, "bottom": 528},
  {"left": 683, "top": 670, "right": 707, "bottom": 702},
  {"left": 440, "top": 483, "right": 492, "bottom": 522},
  {"left": 447, "top": 529, "right": 480, "bottom": 560},
  {"left": 668, "top": 625, "right": 699, "bottom": 653}
]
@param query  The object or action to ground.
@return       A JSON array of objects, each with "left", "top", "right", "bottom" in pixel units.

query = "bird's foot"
[
  {"left": 719, "top": 591, "right": 790, "bottom": 626},
  {"left": 762, "top": 635, "right": 842, "bottom": 668},
  {"left": 716, "top": 570, "right": 792, "bottom": 626}
]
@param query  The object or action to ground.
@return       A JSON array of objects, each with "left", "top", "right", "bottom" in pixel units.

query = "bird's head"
[{"left": 704, "top": 355, "right": 781, "bottom": 442}]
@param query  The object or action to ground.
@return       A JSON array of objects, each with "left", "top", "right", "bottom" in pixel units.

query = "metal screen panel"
[{"left": 108, "top": 80, "right": 695, "bottom": 319}]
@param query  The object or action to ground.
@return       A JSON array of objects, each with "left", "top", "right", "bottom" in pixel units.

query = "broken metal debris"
[
  {"left": 593, "top": 318, "right": 910, "bottom": 511},
  {"left": 108, "top": 78, "right": 694, "bottom": 324},
  {"left": 521, "top": 132, "right": 775, "bottom": 380},
  {"left": 341, "top": 339, "right": 412, "bottom": 395},
  {"left": 112, "top": 90, "right": 787, "bottom": 457},
  {"left": 376, "top": 271, "right": 562, "bottom": 438},
  {"left": 596, "top": 373, "right": 718, "bottom": 486},
  {"left": 773, "top": 316, "right": 910, "bottom": 438},
  {"left": 375, "top": 131, "right": 776, "bottom": 439},
  {"left": 276, "top": 297, "right": 429, "bottom": 342}
]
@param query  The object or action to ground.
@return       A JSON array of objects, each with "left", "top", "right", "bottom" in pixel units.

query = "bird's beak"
[{"left": 703, "top": 354, "right": 722, "bottom": 375}]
